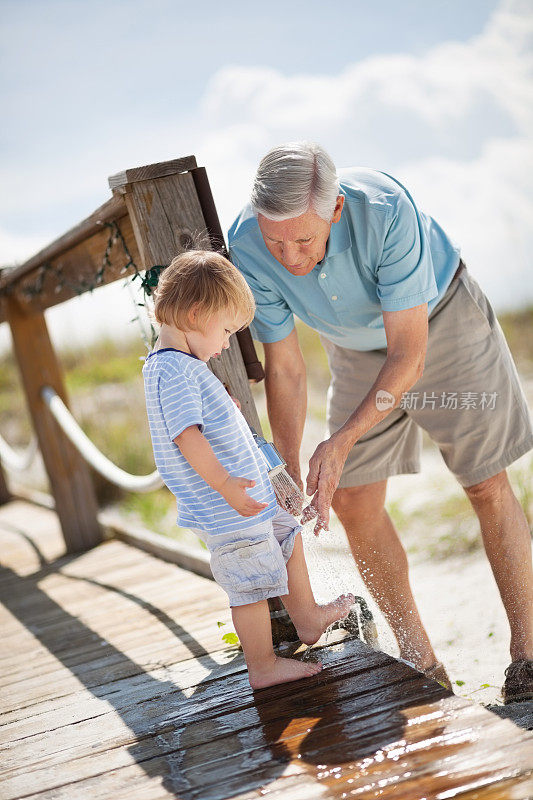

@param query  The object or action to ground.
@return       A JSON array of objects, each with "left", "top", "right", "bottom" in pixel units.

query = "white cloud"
[
  {"left": 2, "top": 0, "right": 531, "bottom": 351},
  {"left": 198, "top": 0, "right": 533, "bottom": 310}
]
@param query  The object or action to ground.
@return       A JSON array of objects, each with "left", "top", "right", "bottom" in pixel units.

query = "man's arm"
[
  {"left": 263, "top": 328, "right": 307, "bottom": 491},
  {"left": 175, "top": 426, "right": 267, "bottom": 517},
  {"left": 306, "top": 303, "right": 428, "bottom": 529}
]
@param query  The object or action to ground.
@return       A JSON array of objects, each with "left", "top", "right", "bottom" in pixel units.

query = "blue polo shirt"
[{"left": 228, "top": 167, "right": 460, "bottom": 351}]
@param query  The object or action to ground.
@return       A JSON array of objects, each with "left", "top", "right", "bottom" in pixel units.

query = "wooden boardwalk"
[{"left": 1, "top": 499, "right": 532, "bottom": 800}]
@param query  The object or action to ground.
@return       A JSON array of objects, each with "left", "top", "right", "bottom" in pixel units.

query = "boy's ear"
[{"left": 187, "top": 304, "right": 200, "bottom": 328}]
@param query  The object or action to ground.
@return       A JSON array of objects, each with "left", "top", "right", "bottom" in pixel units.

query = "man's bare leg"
[
  {"left": 332, "top": 480, "right": 438, "bottom": 671},
  {"left": 463, "top": 470, "right": 533, "bottom": 662}
]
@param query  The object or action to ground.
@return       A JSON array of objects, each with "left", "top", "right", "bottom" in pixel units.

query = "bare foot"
[
  {"left": 296, "top": 593, "right": 356, "bottom": 645},
  {"left": 248, "top": 655, "right": 323, "bottom": 689}
]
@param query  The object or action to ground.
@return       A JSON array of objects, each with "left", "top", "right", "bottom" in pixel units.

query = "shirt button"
[
  {"left": 331, "top": 295, "right": 338, "bottom": 301},
  {"left": 320, "top": 272, "right": 327, "bottom": 279}
]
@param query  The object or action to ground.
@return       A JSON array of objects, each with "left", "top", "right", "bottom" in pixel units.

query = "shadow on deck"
[{"left": 1, "top": 499, "right": 532, "bottom": 800}]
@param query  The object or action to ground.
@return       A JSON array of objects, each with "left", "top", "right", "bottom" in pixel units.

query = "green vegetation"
[
  {"left": 222, "top": 632, "right": 240, "bottom": 647},
  {"left": 62, "top": 338, "right": 147, "bottom": 391},
  {"left": 499, "top": 307, "right": 533, "bottom": 376},
  {"left": 0, "top": 307, "right": 531, "bottom": 555}
]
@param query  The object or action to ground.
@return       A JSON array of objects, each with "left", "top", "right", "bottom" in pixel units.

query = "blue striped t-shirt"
[{"left": 142, "top": 348, "right": 277, "bottom": 534}]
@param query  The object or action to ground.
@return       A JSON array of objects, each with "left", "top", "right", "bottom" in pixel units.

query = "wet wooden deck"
[{"left": 1, "top": 499, "right": 532, "bottom": 800}]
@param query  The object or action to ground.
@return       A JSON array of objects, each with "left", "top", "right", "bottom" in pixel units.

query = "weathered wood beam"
[
  {"left": 1, "top": 194, "right": 126, "bottom": 287},
  {"left": 191, "top": 166, "right": 265, "bottom": 384},
  {"left": 110, "top": 161, "right": 262, "bottom": 432},
  {"left": 5, "top": 297, "right": 101, "bottom": 552},
  {"left": 108, "top": 155, "right": 197, "bottom": 190},
  {"left": 0, "top": 195, "right": 141, "bottom": 323}
]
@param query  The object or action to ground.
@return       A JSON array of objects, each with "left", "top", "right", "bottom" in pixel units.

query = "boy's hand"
[{"left": 219, "top": 476, "right": 268, "bottom": 517}]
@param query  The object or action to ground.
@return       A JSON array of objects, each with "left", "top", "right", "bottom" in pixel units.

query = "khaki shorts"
[
  {"left": 192, "top": 505, "right": 301, "bottom": 607},
  {"left": 323, "top": 268, "right": 533, "bottom": 488}
]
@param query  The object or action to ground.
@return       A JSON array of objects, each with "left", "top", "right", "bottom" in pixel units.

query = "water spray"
[
  {"left": 250, "top": 428, "right": 328, "bottom": 533},
  {"left": 250, "top": 426, "right": 379, "bottom": 649}
]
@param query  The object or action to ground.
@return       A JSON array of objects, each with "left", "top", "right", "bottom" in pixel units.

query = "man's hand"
[
  {"left": 219, "top": 476, "right": 268, "bottom": 517},
  {"left": 305, "top": 434, "right": 350, "bottom": 534},
  {"left": 303, "top": 304, "right": 428, "bottom": 533}
]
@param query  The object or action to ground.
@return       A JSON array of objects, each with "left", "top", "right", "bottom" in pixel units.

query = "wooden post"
[
  {"left": 191, "top": 166, "right": 265, "bottom": 385},
  {"left": 5, "top": 297, "right": 101, "bottom": 552},
  {"left": 109, "top": 160, "right": 262, "bottom": 432},
  {"left": 109, "top": 159, "right": 296, "bottom": 645}
]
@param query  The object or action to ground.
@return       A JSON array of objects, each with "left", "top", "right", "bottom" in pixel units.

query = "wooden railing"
[{"left": 0, "top": 156, "right": 265, "bottom": 553}]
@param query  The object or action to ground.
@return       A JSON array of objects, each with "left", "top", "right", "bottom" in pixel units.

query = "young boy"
[{"left": 143, "top": 250, "right": 354, "bottom": 689}]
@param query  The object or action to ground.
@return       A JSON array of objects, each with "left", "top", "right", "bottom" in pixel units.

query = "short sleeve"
[
  {"left": 230, "top": 247, "right": 295, "bottom": 343},
  {"left": 376, "top": 191, "right": 438, "bottom": 312},
  {"left": 159, "top": 366, "right": 204, "bottom": 440}
]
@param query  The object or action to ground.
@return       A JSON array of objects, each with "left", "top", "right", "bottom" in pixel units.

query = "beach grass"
[{"left": 0, "top": 309, "right": 531, "bottom": 553}]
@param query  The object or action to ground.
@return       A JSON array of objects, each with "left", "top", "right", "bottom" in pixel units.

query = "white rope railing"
[
  {"left": 0, "top": 433, "right": 38, "bottom": 473},
  {"left": 41, "top": 386, "right": 163, "bottom": 493}
]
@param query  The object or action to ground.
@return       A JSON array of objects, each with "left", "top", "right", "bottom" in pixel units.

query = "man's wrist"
[{"left": 330, "top": 428, "right": 357, "bottom": 459}]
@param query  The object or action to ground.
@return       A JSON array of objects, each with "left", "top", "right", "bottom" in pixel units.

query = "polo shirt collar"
[{"left": 320, "top": 192, "right": 352, "bottom": 262}]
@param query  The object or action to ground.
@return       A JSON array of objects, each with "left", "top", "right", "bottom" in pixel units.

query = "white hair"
[{"left": 250, "top": 141, "right": 340, "bottom": 222}]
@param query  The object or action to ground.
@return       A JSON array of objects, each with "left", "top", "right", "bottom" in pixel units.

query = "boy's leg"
[
  {"left": 231, "top": 599, "right": 322, "bottom": 689},
  {"left": 280, "top": 533, "right": 355, "bottom": 645}
]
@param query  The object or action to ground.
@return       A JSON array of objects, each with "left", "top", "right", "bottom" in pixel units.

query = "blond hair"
[{"left": 153, "top": 250, "right": 255, "bottom": 331}]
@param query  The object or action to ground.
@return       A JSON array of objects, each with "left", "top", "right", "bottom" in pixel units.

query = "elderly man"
[{"left": 228, "top": 141, "right": 533, "bottom": 701}]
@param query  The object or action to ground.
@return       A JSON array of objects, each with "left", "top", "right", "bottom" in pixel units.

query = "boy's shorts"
[
  {"left": 323, "top": 267, "right": 533, "bottom": 488},
  {"left": 192, "top": 505, "right": 301, "bottom": 607}
]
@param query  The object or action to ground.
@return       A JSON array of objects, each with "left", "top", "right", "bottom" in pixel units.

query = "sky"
[{"left": 1, "top": 0, "right": 532, "bottom": 348}]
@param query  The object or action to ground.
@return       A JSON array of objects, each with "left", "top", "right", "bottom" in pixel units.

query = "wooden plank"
[
  {"left": 4, "top": 303, "right": 101, "bottom": 552},
  {"left": 108, "top": 156, "right": 198, "bottom": 190},
  {"left": 119, "top": 170, "right": 207, "bottom": 268},
  {"left": 0, "top": 649, "right": 242, "bottom": 738},
  {"left": 2, "top": 685, "right": 532, "bottom": 800},
  {"left": 190, "top": 166, "right": 264, "bottom": 386},
  {"left": 190, "top": 166, "right": 226, "bottom": 253},
  {"left": 0, "top": 609, "right": 235, "bottom": 697},
  {"left": 115, "top": 168, "right": 262, "bottom": 432},
  {"left": 0, "top": 654, "right": 442, "bottom": 788},
  {"left": 162, "top": 702, "right": 533, "bottom": 800},
  {"left": 2, "top": 502, "right": 532, "bottom": 800},
  {"left": 0, "top": 613, "right": 235, "bottom": 698},
  {"left": 0, "top": 210, "right": 141, "bottom": 322},
  {"left": 98, "top": 510, "right": 212, "bottom": 579},
  {"left": 1, "top": 682, "right": 448, "bottom": 795},
  {"left": 1, "top": 644, "right": 391, "bottom": 749},
  {"left": 0, "top": 194, "right": 126, "bottom": 288},
  {"left": 208, "top": 344, "right": 262, "bottom": 432}
]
